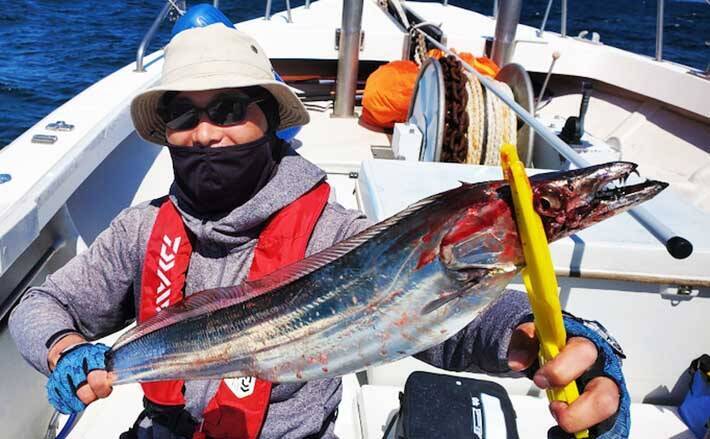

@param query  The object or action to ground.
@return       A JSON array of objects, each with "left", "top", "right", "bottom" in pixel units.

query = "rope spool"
[{"left": 439, "top": 57, "right": 517, "bottom": 166}]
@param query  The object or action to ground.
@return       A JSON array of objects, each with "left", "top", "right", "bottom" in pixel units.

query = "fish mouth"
[
  {"left": 589, "top": 162, "right": 668, "bottom": 211},
  {"left": 530, "top": 162, "right": 669, "bottom": 239}
]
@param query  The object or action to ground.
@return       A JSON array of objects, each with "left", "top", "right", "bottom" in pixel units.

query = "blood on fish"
[
  {"left": 440, "top": 202, "right": 508, "bottom": 248},
  {"left": 394, "top": 312, "right": 409, "bottom": 327},
  {"left": 416, "top": 248, "right": 437, "bottom": 269}
]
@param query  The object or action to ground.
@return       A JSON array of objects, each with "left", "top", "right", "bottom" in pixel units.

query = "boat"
[{"left": 1, "top": 0, "right": 707, "bottom": 437}]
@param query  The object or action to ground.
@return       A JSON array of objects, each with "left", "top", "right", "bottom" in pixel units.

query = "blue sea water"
[{"left": 1, "top": 0, "right": 708, "bottom": 148}]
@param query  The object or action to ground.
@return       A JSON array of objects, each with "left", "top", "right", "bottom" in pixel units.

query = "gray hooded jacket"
[{"left": 9, "top": 148, "right": 531, "bottom": 438}]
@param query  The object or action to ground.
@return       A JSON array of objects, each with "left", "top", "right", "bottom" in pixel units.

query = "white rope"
[
  {"left": 483, "top": 81, "right": 500, "bottom": 165},
  {"left": 500, "top": 82, "right": 518, "bottom": 151},
  {"left": 482, "top": 80, "right": 517, "bottom": 166},
  {"left": 464, "top": 70, "right": 485, "bottom": 164}
]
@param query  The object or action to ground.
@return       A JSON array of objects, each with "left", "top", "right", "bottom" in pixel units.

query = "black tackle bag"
[{"left": 384, "top": 371, "right": 520, "bottom": 439}]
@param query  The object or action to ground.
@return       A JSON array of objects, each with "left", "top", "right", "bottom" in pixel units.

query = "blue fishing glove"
[
  {"left": 561, "top": 314, "right": 631, "bottom": 439},
  {"left": 46, "top": 343, "right": 110, "bottom": 414}
]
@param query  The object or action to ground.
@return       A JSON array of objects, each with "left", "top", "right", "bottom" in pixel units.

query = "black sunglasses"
[{"left": 158, "top": 92, "right": 265, "bottom": 131}]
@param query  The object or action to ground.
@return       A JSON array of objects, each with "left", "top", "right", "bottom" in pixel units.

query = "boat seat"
[{"left": 356, "top": 384, "right": 695, "bottom": 439}]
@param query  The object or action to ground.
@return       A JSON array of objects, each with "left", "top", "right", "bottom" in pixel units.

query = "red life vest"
[{"left": 139, "top": 183, "right": 330, "bottom": 439}]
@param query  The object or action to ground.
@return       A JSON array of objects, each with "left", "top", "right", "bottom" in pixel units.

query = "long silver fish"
[{"left": 107, "top": 162, "right": 666, "bottom": 384}]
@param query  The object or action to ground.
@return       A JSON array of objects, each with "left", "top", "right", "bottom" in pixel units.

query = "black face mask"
[{"left": 168, "top": 135, "right": 279, "bottom": 219}]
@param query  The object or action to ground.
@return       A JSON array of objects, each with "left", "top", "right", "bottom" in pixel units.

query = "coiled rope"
[
  {"left": 482, "top": 78, "right": 517, "bottom": 166},
  {"left": 464, "top": 69, "right": 485, "bottom": 164},
  {"left": 439, "top": 57, "right": 516, "bottom": 166}
]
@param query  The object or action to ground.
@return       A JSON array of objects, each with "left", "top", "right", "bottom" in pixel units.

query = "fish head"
[
  {"left": 424, "top": 162, "right": 666, "bottom": 315},
  {"left": 435, "top": 161, "right": 667, "bottom": 284},
  {"left": 529, "top": 161, "right": 668, "bottom": 241}
]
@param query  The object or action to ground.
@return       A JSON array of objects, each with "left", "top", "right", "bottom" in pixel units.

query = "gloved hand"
[
  {"left": 561, "top": 315, "right": 630, "bottom": 439},
  {"left": 46, "top": 343, "right": 110, "bottom": 414},
  {"left": 507, "top": 314, "right": 630, "bottom": 438}
]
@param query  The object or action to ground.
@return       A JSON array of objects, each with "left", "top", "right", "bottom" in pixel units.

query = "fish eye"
[{"left": 537, "top": 191, "right": 562, "bottom": 212}]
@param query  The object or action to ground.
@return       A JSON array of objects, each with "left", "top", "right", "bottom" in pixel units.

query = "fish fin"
[
  {"left": 464, "top": 262, "right": 518, "bottom": 272},
  {"left": 421, "top": 291, "right": 462, "bottom": 314},
  {"left": 421, "top": 263, "right": 518, "bottom": 315}
]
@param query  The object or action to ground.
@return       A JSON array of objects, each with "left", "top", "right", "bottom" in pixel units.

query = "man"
[{"left": 9, "top": 24, "right": 628, "bottom": 439}]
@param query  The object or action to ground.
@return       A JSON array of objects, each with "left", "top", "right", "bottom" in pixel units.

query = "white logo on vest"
[
  {"left": 226, "top": 376, "right": 257, "bottom": 398},
  {"left": 155, "top": 234, "right": 181, "bottom": 312}
]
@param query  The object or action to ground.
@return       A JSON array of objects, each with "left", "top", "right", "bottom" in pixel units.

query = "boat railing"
[
  {"left": 536, "top": 0, "right": 567, "bottom": 38},
  {"left": 135, "top": 0, "right": 219, "bottom": 72},
  {"left": 265, "top": 0, "right": 293, "bottom": 22},
  {"left": 444, "top": 0, "right": 670, "bottom": 61},
  {"left": 656, "top": 0, "right": 664, "bottom": 61},
  {"left": 412, "top": 26, "right": 693, "bottom": 259},
  {"left": 534, "top": 0, "right": 663, "bottom": 60},
  {"left": 535, "top": 0, "right": 663, "bottom": 59}
]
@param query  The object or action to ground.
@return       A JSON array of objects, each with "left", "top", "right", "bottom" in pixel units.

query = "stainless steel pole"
[
  {"left": 213, "top": 0, "right": 220, "bottom": 8},
  {"left": 656, "top": 0, "right": 664, "bottom": 61},
  {"left": 537, "top": 0, "right": 554, "bottom": 37},
  {"left": 135, "top": 1, "right": 172, "bottom": 72},
  {"left": 333, "top": 0, "right": 364, "bottom": 117},
  {"left": 491, "top": 0, "right": 523, "bottom": 67},
  {"left": 493, "top": 0, "right": 499, "bottom": 19},
  {"left": 561, "top": 0, "right": 567, "bottom": 37},
  {"left": 265, "top": 0, "right": 273, "bottom": 20},
  {"left": 419, "top": 31, "right": 694, "bottom": 259}
]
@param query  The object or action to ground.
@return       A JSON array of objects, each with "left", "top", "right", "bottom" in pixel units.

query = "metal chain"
[
  {"left": 410, "top": 22, "right": 443, "bottom": 66},
  {"left": 439, "top": 56, "right": 469, "bottom": 163},
  {"left": 411, "top": 30, "right": 427, "bottom": 65}
]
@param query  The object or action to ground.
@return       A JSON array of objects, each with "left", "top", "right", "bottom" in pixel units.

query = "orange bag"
[
  {"left": 361, "top": 60, "right": 420, "bottom": 129},
  {"left": 427, "top": 49, "right": 499, "bottom": 78},
  {"left": 360, "top": 53, "right": 499, "bottom": 130}
]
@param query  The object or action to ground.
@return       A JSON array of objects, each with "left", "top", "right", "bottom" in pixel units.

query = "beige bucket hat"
[{"left": 131, "top": 23, "right": 310, "bottom": 146}]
